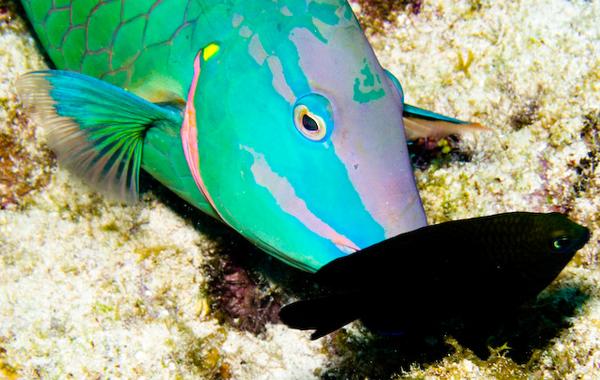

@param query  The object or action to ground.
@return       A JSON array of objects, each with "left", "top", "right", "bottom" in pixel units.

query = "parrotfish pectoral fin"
[
  {"left": 404, "top": 103, "right": 468, "bottom": 124},
  {"left": 17, "top": 70, "right": 182, "bottom": 203},
  {"left": 403, "top": 103, "right": 490, "bottom": 140},
  {"left": 279, "top": 294, "right": 359, "bottom": 340},
  {"left": 384, "top": 70, "right": 488, "bottom": 139}
]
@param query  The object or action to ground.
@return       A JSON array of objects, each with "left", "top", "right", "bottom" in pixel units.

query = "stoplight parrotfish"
[
  {"left": 17, "top": 0, "right": 485, "bottom": 272},
  {"left": 280, "top": 212, "right": 590, "bottom": 339}
]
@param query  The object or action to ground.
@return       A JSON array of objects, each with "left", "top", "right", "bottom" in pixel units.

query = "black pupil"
[{"left": 302, "top": 114, "right": 319, "bottom": 132}]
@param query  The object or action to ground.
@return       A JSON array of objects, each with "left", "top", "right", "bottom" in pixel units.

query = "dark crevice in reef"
[
  {"left": 203, "top": 248, "right": 283, "bottom": 335},
  {"left": 408, "top": 135, "right": 472, "bottom": 170},
  {"left": 200, "top": 234, "right": 324, "bottom": 335},
  {"left": 318, "top": 283, "right": 588, "bottom": 379}
]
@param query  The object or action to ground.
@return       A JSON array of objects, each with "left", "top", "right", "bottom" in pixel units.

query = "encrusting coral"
[{"left": 0, "top": 0, "right": 598, "bottom": 378}]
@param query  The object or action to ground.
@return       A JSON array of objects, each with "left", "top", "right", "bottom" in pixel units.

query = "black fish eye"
[{"left": 553, "top": 236, "right": 571, "bottom": 251}]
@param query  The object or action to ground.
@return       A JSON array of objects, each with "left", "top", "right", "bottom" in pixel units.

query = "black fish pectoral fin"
[{"left": 279, "top": 294, "right": 359, "bottom": 340}]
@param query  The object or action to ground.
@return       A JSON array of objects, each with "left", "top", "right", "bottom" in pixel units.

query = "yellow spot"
[
  {"left": 203, "top": 43, "right": 220, "bottom": 61},
  {"left": 0, "top": 348, "right": 18, "bottom": 380}
]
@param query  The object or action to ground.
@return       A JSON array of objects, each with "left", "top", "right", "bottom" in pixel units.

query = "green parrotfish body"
[{"left": 17, "top": 0, "right": 482, "bottom": 272}]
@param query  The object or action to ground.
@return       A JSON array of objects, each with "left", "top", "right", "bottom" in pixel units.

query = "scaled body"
[{"left": 19, "top": 0, "right": 480, "bottom": 271}]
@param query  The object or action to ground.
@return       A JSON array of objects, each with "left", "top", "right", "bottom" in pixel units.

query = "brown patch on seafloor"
[
  {"left": 0, "top": 97, "right": 54, "bottom": 209},
  {"left": 0, "top": 0, "right": 26, "bottom": 33},
  {"left": 203, "top": 248, "right": 282, "bottom": 335},
  {"left": 574, "top": 112, "right": 600, "bottom": 198},
  {"left": 354, "top": 0, "right": 423, "bottom": 32},
  {"left": 0, "top": 1, "right": 54, "bottom": 208}
]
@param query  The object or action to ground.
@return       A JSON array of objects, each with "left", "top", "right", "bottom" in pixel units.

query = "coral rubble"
[{"left": 0, "top": 0, "right": 598, "bottom": 378}]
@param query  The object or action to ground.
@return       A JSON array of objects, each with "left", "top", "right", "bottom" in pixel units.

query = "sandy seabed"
[{"left": 1, "top": 0, "right": 599, "bottom": 378}]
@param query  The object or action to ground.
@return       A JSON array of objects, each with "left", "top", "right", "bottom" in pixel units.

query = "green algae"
[{"left": 134, "top": 244, "right": 181, "bottom": 263}]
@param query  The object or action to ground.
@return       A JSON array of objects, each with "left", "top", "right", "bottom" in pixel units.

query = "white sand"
[{"left": 0, "top": 0, "right": 598, "bottom": 378}]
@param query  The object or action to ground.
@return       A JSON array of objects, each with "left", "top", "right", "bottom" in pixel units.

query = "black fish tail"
[{"left": 279, "top": 294, "right": 358, "bottom": 340}]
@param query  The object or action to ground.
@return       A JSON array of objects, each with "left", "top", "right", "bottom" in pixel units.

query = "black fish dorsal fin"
[{"left": 315, "top": 226, "right": 430, "bottom": 291}]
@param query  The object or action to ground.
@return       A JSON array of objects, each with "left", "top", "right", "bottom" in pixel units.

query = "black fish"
[{"left": 279, "top": 212, "right": 590, "bottom": 339}]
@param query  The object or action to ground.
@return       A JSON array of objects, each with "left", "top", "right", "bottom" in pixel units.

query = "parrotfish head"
[{"left": 185, "top": 1, "right": 427, "bottom": 272}]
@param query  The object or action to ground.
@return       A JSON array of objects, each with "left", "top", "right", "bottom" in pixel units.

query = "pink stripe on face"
[
  {"left": 243, "top": 145, "right": 360, "bottom": 254},
  {"left": 181, "top": 52, "right": 222, "bottom": 220}
]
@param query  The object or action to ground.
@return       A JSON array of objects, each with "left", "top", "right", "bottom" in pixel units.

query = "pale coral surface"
[{"left": 1, "top": 0, "right": 599, "bottom": 379}]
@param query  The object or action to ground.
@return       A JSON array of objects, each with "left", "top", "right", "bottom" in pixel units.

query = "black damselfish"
[{"left": 279, "top": 212, "right": 590, "bottom": 339}]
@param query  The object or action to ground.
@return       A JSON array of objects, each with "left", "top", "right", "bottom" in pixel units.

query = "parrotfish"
[
  {"left": 17, "top": 0, "right": 483, "bottom": 272},
  {"left": 280, "top": 212, "right": 590, "bottom": 339}
]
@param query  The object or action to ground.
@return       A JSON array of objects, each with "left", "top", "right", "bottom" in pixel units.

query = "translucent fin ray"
[
  {"left": 17, "top": 70, "right": 181, "bottom": 203},
  {"left": 403, "top": 103, "right": 490, "bottom": 140},
  {"left": 403, "top": 117, "right": 489, "bottom": 140}
]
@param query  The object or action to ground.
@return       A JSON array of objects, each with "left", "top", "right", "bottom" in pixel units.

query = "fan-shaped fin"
[{"left": 17, "top": 70, "right": 182, "bottom": 203}]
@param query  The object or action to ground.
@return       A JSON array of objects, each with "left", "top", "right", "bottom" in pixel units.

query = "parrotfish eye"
[
  {"left": 294, "top": 104, "right": 327, "bottom": 141},
  {"left": 302, "top": 114, "right": 319, "bottom": 132}
]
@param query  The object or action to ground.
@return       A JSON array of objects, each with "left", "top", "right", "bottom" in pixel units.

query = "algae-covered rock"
[{"left": 0, "top": 0, "right": 598, "bottom": 378}]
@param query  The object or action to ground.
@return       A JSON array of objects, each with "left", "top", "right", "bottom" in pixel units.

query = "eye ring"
[
  {"left": 294, "top": 105, "right": 327, "bottom": 141},
  {"left": 553, "top": 236, "right": 571, "bottom": 251}
]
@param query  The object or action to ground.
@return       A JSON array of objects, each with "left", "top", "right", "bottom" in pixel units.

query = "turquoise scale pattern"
[{"left": 20, "top": 0, "right": 218, "bottom": 96}]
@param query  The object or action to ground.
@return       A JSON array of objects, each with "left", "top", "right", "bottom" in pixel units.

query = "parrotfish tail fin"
[
  {"left": 403, "top": 103, "right": 490, "bottom": 140},
  {"left": 16, "top": 70, "right": 181, "bottom": 203},
  {"left": 279, "top": 294, "right": 359, "bottom": 340}
]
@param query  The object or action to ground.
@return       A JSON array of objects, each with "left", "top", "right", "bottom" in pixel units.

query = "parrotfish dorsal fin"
[
  {"left": 403, "top": 103, "right": 490, "bottom": 140},
  {"left": 17, "top": 70, "right": 182, "bottom": 203}
]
